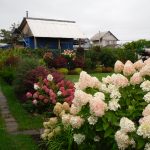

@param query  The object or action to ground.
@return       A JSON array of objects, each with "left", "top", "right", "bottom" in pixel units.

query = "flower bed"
[
  {"left": 41, "top": 58, "right": 150, "bottom": 150},
  {"left": 26, "top": 73, "right": 75, "bottom": 114}
]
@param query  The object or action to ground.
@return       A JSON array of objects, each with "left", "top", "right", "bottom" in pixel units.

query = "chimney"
[{"left": 26, "top": 11, "right": 28, "bottom": 18}]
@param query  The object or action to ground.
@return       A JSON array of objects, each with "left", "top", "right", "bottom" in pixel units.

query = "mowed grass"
[
  {"left": 65, "top": 73, "right": 112, "bottom": 82},
  {"left": 0, "top": 78, "right": 43, "bottom": 130},
  {"left": 0, "top": 113, "right": 39, "bottom": 150}
]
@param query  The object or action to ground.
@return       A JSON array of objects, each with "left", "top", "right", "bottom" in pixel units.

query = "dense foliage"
[
  {"left": 41, "top": 59, "right": 150, "bottom": 150},
  {"left": 26, "top": 74, "right": 75, "bottom": 114}
]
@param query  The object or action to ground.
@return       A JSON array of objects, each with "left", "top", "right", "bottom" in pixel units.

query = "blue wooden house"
[{"left": 16, "top": 17, "right": 85, "bottom": 50}]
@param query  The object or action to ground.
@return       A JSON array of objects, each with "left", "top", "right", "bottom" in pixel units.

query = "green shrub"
[
  {"left": 0, "top": 67, "right": 16, "bottom": 85},
  {"left": 69, "top": 68, "right": 83, "bottom": 75},
  {"left": 13, "top": 57, "right": 40, "bottom": 99},
  {"left": 74, "top": 68, "right": 82, "bottom": 74},
  {"left": 94, "top": 66, "right": 102, "bottom": 73},
  {"left": 99, "top": 48, "right": 117, "bottom": 67},
  {"left": 57, "top": 68, "right": 69, "bottom": 75}
]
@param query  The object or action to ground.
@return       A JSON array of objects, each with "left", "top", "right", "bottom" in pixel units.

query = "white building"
[{"left": 90, "top": 31, "right": 118, "bottom": 47}]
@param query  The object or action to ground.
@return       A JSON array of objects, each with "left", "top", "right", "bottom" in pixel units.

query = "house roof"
[
  {"left": 90, "top": 31, "right": 118, "bottom": 41},
  {"left": 18, "top": 17, "right": 86, "bottom": 39}
]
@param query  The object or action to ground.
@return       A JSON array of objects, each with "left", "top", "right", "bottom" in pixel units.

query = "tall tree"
[{"left": 0, "top": 29, "right": 12, "bottom": 43}]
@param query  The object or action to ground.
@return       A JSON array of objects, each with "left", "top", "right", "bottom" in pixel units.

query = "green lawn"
[
  {"left": 0, "top": 78, "right": 43, "bottom": 130},
  {"left": 0, "top": 113, "right": 39, "bottom": 150},
  {"left": 65, "top": 73, "right": 112, "bottom": 82}
]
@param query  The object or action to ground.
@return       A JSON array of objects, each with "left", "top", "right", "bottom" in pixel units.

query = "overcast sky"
[{"left": 1, "top": 0, "right": 150, "bottom": 43}]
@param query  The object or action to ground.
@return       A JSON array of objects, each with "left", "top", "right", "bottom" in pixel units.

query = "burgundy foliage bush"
[
  {"left": 4, "top": 55, "right": 20, "bottom": 67},
  {"left": 73, "top": 57, "right": 85, "bottom": 68},
  {"left": 53, "top": 55, "right": 67, "bottom": 68},
  {"left": 50, "top": 69, "right": 64, "bottom": 83},
  {"left": 23, "top": 66, "right": 49, "bottom": 93}
]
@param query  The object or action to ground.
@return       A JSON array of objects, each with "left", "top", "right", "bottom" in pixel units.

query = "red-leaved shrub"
[
  {"left": 53, "top": 56, "right": 67, "bottom": 68},
  {"left": 26, "top": 73, "right": 75, "bottom": 114},
  {"left": 4, "top": 55, "right": 20, "bottom": 67},
  {"left": 73, "top": 57, "right": 84, "bottom": 68},
  {"left": 23, "top": 66, "right": 49, "bottom": 93}
]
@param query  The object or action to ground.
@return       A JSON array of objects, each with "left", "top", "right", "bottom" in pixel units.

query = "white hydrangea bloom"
[
  {"left": 88, "top": 116, "right": 98, "bottom": 125},
  {"left": 102, "top": 76, "right": 112, "bottom": 84},
  {"left": 94, "top": 92, "right": 105, "bottom": 101},
  {"left": 41, "top": 133, "right": 47, "bottom": 140},
  {"left": 108, "top": 99, "right": 120, "bottom": 111},
  {"left": 140, "top": 81, "right": 150, "bottom": 92},
  {"left": 107, "top": 84, "right": 118, "bottom": 93},
  {"left": 94, "top": 135, "right": 100, "bottom": 142},
  {"left": 57, "top": 91, "right": 62, "bottom": 96},
  {"left": 72, "top": 90, "right": 92, "bottom": 107},
  {"left": 47, "top": 74, "right": 53, "bottom": 81},
  {"left": 120, "top": 117, "right": 136, "bottom": 133},
  {"left": 144, "top": 92, "right": 150, "bottom": 103},
  {"left": 73, "top": 133, "right": 85, "bottom": 145},
  {"left": 100, "top": 83, "right": 108, "bottom": 93},
  {"left": 34, "top": 84, "right": 40, "bottom": 90},
  {"left": 110, "top": 90, "right": 121, "bottom": 99},
  {"left": 144, "top": 143, "right": 150, "bottom": 150},
  {"left": 115, "top": 130, "right": 135, "bottom": 150},
  {"left": 137, "top": 122, "right": 150, "bottom": 138}
]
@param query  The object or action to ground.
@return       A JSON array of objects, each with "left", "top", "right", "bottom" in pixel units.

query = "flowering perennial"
[
  {"left": 26, "top": 74, "right": 75, "bottom": 113},
  {"left": 41, "top": 58, "right": 150, "bottom": 150}
]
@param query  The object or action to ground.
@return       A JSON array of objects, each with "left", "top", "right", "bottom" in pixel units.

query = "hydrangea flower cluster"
[
  {"left": 115, "top": 117, "right": 136, "bottom": 150},
  {"left": 26, "top": 74, "right": 75, "bottom": 113},
  {"left": 61, "top": 49, "right": 76, "bottom": 59},
  {"left": 41, "top": 58, "right": 150, "bottom": 150}
]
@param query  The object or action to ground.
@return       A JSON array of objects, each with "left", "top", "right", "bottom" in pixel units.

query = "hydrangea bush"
[
  {"left": 26, "top": 74, "right": 75, "bottom": 114},
  {"left": 41, "top": 58, "right": 150, "bottom": 150}
]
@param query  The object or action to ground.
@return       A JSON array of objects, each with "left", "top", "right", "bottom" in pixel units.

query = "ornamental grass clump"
[{"left": 41, "top": 58, "right": 150, "bottom": 150}]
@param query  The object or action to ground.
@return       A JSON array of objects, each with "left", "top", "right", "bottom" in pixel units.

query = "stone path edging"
[
  {"left": 0, "top": 90, "right": 43, "bottom": 136},
  {"left": 0, "top": 91, "right": 18, "bottom": 133}
]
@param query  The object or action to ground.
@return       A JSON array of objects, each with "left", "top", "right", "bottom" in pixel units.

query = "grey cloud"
[{"left": 0, "top": 0, "right": 150, "bottom": 42}]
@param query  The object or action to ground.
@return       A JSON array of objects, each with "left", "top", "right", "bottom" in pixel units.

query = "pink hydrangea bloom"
[
  {"left": 133, "top": 60, "right": 144, "bottom": 70},
  {"left": 62, "top": 114, "right": 71, "bottom": 125},
  {"left": 111, "top": 74, "right": 129, "bottom": 88},
  {"left": 102, "top": 76, "right": 112, "bottom": 84},
  {"left": 26, "top": 92, "right": 32, "bottom": 98},
  {"left": 70, "top": 104, "right": 81, "bottom": 115},
  {"left": 123, "top": 60, "right": 136, "bottom": 76},
  {"left": 75, "top": 71, "right": 101, "bottom": 90},
  {"left": 142, "top": 104, "right": 150, "bottom": 117},
  {"left": 139, "top": 115, "right": 150, "bottom": 125},
  {"left": 69, "top": 116, "right": 84, "bottom": 129},
  {"left": 90, "top": 95, "right": 107, "bottom": 117},
  {"left": 130, "top": 72, "right": 143, "bottom": 85},
  {"left": 32, "top": 99, "right": 38, "bottom": 105},
  {"left": 140, "top": 65, "right": 150, "bottom": 77},
  {"left": 72, "top": 90, "right": 92, "bottom": 107},
  {"left": 144, "top": 58, "right": 150, "bottom": 65},
  {"left": 114, "top": 60, "right": 124, "bottom": 73}
]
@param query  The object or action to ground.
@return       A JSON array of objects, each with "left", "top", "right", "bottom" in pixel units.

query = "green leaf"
[
  {"left": 104, "top": 128, "right": 113, "bottom": 138},
  {"left": 103, "top": 122, "right": 109, "bottom": 130},
  {"left": 136, "top": 138, "right": 145, "bottom": 149}
]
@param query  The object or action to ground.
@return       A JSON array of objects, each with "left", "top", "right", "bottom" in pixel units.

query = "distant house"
[
  {"left": 15, "top": 17, "right": 85, "bottom": 50},
  {"left": 90, "top": 31, "right": 118, "bottom": 47}
]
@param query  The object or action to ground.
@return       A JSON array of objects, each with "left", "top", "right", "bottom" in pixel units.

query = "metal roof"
[
  {"left": 91, "top": 31, "right": 118, "bottom": 41},
  {"left": 19, "top": 17, "right": 86, "bottom": 39}
]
